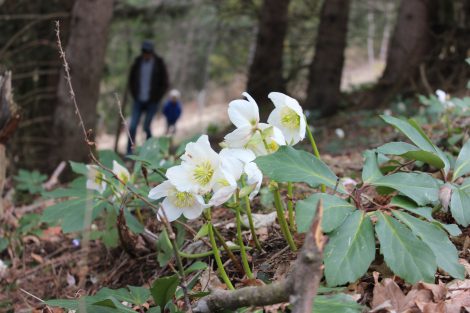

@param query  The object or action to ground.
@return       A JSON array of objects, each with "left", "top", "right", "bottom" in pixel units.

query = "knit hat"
[
  {"left": 141, "top": 40, "right": 154, "bottom": 53},
  {"left": 169, "top": 89, "right": 181, "bottom": 99}
]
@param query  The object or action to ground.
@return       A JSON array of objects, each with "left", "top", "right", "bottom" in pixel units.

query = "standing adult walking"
[{"left": 127, "top": 40, "right": 169, "bottom": 154}]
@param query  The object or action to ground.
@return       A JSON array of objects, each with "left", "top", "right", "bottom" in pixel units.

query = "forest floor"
[{"left": 2, "top": 105, "right": 470, "bottom": 312}]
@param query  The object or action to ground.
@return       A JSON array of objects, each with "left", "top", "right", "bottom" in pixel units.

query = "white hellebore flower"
[
  {"left": 335, "top": 128, "right": 345, "bottom": 139},
  {"left": 224, "top": 92, "right": 260, "bottom": 148},
  {"left": 86, "top": 165, "right": 106, "bottom": 194},
  {"left": 244, "top": 162, "right": 263, "bottom": 200},
  {"left": 244, "top": 123, "right": 286, "bottom": 156},
  {"left": 267, "top": 92, "right": 306, "bottom": 145},
  {"left": 167, "top": 135, "right": 220, "bottom": 194},
  {"left": 228, "top": 92, "right": 259, "bottom": 129},
  {"left": 208, "top": 148, "right": 257, "bottom": 206},
  {"left": 112, "top": 160, "right": 131, "bottom": 184},
  {"left": 149, "top": 180, "right": 205, "bottom": 222},
  {"left": 436, "top": 89, "right": 455, "bottom": 108}
]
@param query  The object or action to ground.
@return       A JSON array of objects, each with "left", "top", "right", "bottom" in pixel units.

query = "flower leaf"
[{"left": 453, "top": 139, "right": 470, "bottom": 180}]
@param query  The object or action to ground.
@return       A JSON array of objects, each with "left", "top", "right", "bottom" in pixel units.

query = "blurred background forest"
[{"left": 0, "top": 0, "right": 469, "bottom": 176}]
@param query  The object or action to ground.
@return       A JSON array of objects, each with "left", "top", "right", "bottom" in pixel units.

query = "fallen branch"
[{"left": 194, "top": 200, "right": 325, "bottom": 313}]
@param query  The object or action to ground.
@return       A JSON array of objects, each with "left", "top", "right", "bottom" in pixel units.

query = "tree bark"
[
  {"left": 246, "top": 0, "right": 290, "bottom": 113},
  {"left": 53, "top": 0, "right": 114, "bottom": 171},
  {"left": 305, "top": 0, "right": 351, "bottom": 116}
]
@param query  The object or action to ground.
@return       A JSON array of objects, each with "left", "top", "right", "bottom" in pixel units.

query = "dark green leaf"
[
  {"left": 393, "top": 211, "right": 464, "bottom": 279},
  {"left": 324, "top": 211, "right": 375, "bottom": 286},
  {"left": 453, "top": 140, "right": 470, "bottom": 180},
  {"left": 450, "top": 187, "right": 470, "bottom": 226},
  {"left": 296, "top": 193, "right": 355, "bottom": 233},
  {"left": 375, "top": 212, "right": 436, "bottom": 283},
  {"left": 372, "top": 172, "right": 440, "bottom": 206},
  {"left": 255, "top": 146, "right": 345, "bottom": 192},
  {"left": 362, "top": 150, "right": 383, "bottom": 183},
  {"left": 376, "top": 142, "right": 445, "bottom": 169},
  {"left": 150, "top": 275, "right": 180, "bottom": 308},
  {"left": 313, "top": 293, "right": 363, "bottom": 313}
]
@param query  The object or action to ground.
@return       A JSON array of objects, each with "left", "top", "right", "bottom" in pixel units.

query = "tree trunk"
[
  {"left": 305, "top": 0, "right": 351, "bottom": 117},
  {"left": 246, "top": 0, "right": 290, "bottom": 112},
  {"left": 53, "top": 0, "right": 114, "bottom": 170}
]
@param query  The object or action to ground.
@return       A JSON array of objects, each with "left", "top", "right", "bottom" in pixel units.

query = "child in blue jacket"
[{"left": 163, "top": 89, "right": 182, "bottom": 135}]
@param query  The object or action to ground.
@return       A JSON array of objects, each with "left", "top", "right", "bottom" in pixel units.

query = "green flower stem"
[
  {"left": 305, "top": 121, "right": 326, "bottom": 192},
  {"left": 178, "top": 246, "right": 243, "bottom": 259},
  {"left": 241, "top": 181, "right": 263, "bottom": 251},
  {"left": 135, "top": 206, "right": 144, "bottom": 224},
  {"left": 208, "top": 221, "right": 235, "bottom": 290},
  {"left": 287, "top": 182, "right": 296, "bottom": 232},
  {"left": 235, "top": 203, "right": 254, "bottom": 279},
  {"left": 273, "top": 186, "right": 297, "bottom": 251},
  {"left": 212, "top": 225, "right": 245, "bottom": 275}
]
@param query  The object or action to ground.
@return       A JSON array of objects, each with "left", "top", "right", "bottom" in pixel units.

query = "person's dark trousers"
[{"left": 127, "top": 100, "right": 159, "bottom": 154}]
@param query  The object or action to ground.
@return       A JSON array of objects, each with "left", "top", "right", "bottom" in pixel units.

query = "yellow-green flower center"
[
  {"left": 280, "top": 107, "right": 300, "bottom": 129},
  {"left": 172, "top": 191, "right": 196, "bottom": 208},
  {"left": 267, "top": 141, "right": 279, "bottom": 153},
  {"left": 193, "top": 161, "right": 214, "bottom": 186},
  {"left": 95, "top": 172, "right": 104, "bottom": 185},
  {"left": 118, "top": 172, "right": 129, "bottom": 184}
]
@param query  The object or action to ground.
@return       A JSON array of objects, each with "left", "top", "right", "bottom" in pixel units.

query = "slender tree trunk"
[
  {"left": 53, "top": 0, "right": 114, "bottom": 170},
  {"left": 367, "top": 0, "right": 375, "bottom": 67},
  {"left": 379, "top": 2, "right": 395, "bottom": 62},
  {"left": 305, "top": 0, "right": 351, "bottom": 116},
  {"left": 246, "top": 0, "right": 290, "bottom": 111}
]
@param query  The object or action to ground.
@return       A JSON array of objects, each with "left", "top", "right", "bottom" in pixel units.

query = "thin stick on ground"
[{"left": 193, "top": 200, "right": 325, "bottom": 313}]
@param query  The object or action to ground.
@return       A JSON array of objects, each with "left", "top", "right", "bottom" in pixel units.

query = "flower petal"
[
  {"left": 182, "top": 201, "right": 204, "bottom": 220},
  {"left": 224, "top": 125, "right": 253, "bottom": 148},
  {"left": 148, "top": 180, "right": 173, "bottom": 200},
  {"left": 166, "top": 164, "right": 195, "bottom": 192},
  {"left": 228, "top": 95, "right": 259, "bottom": 128},
  {"left": 160, "top": 198, "right": 184, "bottom": 222}
]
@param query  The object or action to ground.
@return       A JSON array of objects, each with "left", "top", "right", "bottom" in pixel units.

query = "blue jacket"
[{"left": 163, "top": 100, "right": 182, "bottom": 124}]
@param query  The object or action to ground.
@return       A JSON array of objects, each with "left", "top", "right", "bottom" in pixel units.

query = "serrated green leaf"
[
  {"left": 375, "top": 212, "right": 436, "bottom": 283},
  {"left": 381, "top": 115, "right": 449, "bottom": 174},
  {"left": 450, "top": 187, "right": 470, "bottom": 226},
  {"left": 390, "top": 196, "right": 461, "bottom": 236},
  {"left": 313, "top": 293, "right": 363, "bottom": 313},
  {"left": 324, "top": 211, "right": 375, "bottom": 286},
  {"left": 255, "top": 146, "right": 345, "bottom": 193},
  {"left": 393, "top": 211, "right": 464, "bottom": 279},
  {"left": 41, "top": 196, "right": 101, "bottom": 233},
  {"left": 376, "top": 142, "right": 445, "bottom": 168},
  {"left": 362, "top": 150, "right": 383, "bottom": 183},
  {"left": 150, "top": 275, "right": 179, "bottom": 308},
  {"left": 372, "top": 172, "right": 440, "bottom": 206},
  {"left": 453, "top": 140, "right": 470, "bottom": 180},
  {"left": 296, "top": 193, "right": 355, "bottom": 233}
]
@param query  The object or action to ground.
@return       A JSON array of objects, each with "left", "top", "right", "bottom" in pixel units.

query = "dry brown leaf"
[
  {"left": 30, "top": 252, "right": 43, "bottom": 264},
  {"left": 272, "top": 261, "right": 291, "bottom": 281},
  {"left": 199, "top": 268, "right": 225, "bottom": 291}
]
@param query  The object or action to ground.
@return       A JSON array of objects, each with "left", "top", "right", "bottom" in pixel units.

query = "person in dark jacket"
[
  {"left": 163, "top": 89, "right": 182, "bottom": 135},
  {"left": 127, "top": 40, "right": 169, "bottom": 154}
]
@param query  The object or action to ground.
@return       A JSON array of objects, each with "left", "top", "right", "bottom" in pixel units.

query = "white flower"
[
  {"left": 86, "top": 165, "right": 106, "bottom": 194},
  {"left": 436, "top": 89, "right": 447, "bottom": 104},
  {"left": 207, "top": 148, "right": 256, "bottom": 206},
  {"left": 228, "top": 92, "right": 259, "bottom": 129},
  {"left": 267, "top": 92, "right": 306, "bottom": 145},
  {"left": 167, "top": 135, "right": 220, "bottom": 194},
  {"left": 244, "top": 162, "right": 263, "bottom": 199},
  {"left": 245, "top": 123, "right": 286, "bottom": 156},
  {"left": 112, "top": 161, "right": 131, "bottom": 185},
  {"left": 383, "top": 109, "right": 392, "bottom": 116},
  {"left": 335, "top": 128, "right": 345, "bottom": 139},
  {"left": 436, "top": 89, "right": 455, "bottom": 108},
  {"left": 149, "top": 180, "right": 206, "bottom": 222},
  {"left": 0, "top": 259, "right": 8, "bottom": 279}
]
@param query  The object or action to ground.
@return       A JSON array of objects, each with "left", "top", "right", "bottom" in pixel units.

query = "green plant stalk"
[
  {"left": 135, "top": 206, "right": 144, "bottom": 224},
  {"left": 235, "top": 203, "right": 254, "bottom": 279},
  {"left": 208, "top": 221, "right": 235, "bottom": 290},
  {"left": 273, "top": 187, "right": 297, "bottom": 251},
  {"left": 178, "top": 246, "right": 244, "bottom": 259},
  {"left": 287, "top": 182, "right": 296, "bottom": 232},
  {"left": 212, "top": 225, "right": 245, "bottom": 274},
  {"left": 241, "top": 181, "right": 262, "bottom": 251},
  {"left": 305, "top": 121, "right": 326, "bottom": 192}
]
